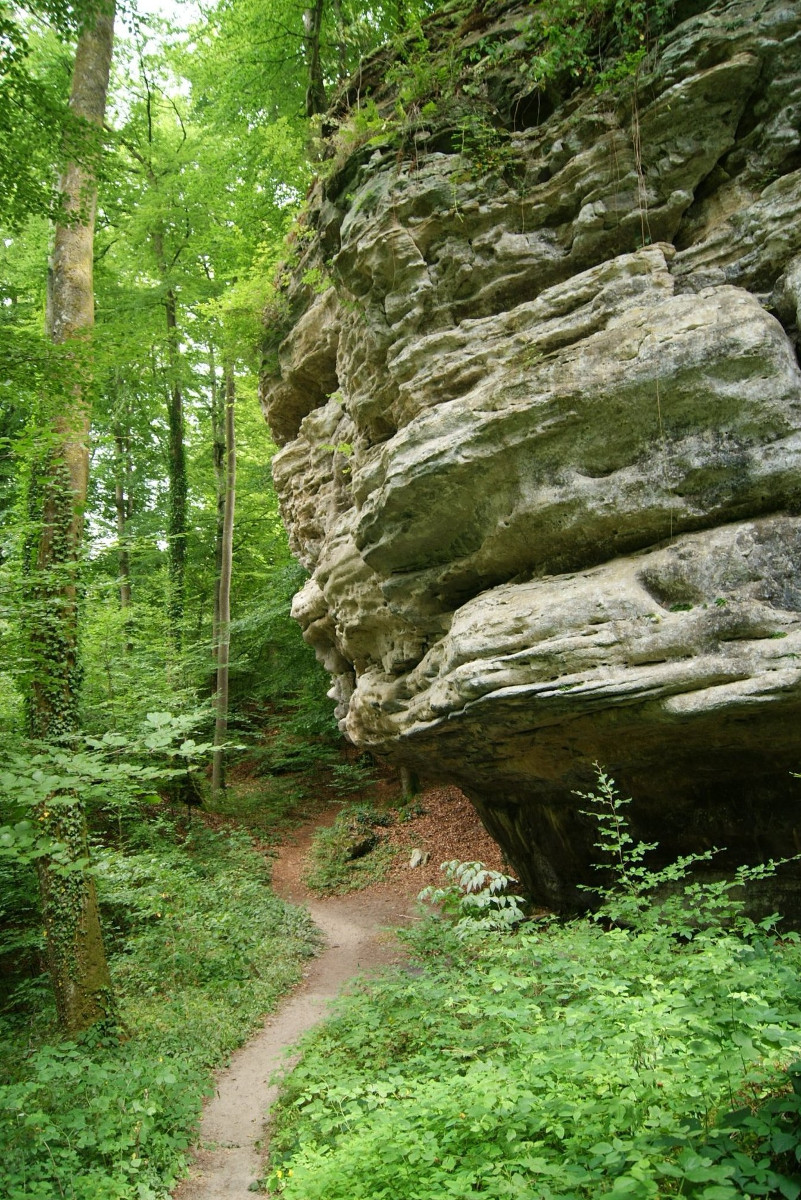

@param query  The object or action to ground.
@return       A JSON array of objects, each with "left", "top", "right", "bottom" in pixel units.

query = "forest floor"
[{"left": 171, "top": 783, "right": 506, "bottom": 1199}]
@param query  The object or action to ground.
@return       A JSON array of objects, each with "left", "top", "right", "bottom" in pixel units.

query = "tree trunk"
[
  {"left": 127, "top": 87, "right": 189, "bottom": 649},
  {"left": 400, "top": 766, "right": 420, "bottom": 800},
  {"left": 164, "top": 280, "right": 187, "bottom": 646},
  {"left": 303, "top": 0, "right": 327, "bottom": 116},
  {"left": 28, "top": 0, "right": 117, "bottom": 1035},
  {"left": 150, "top": 225, "right": 187, "bottom": 646},
  {"left": 114, "top": 426, "right": 131, "bottom": 611},
  {"left": 331, "top": 0, "right": 347, "bottom": 82},
  {"left": 38, "top": 802, "right": 116, "bottom": 1034},
  {"left": 211, "top": 365, "right": 236, "bottom": 797},
  {"left": 209, "top": 340, "right": 224, "bottom": 669}
]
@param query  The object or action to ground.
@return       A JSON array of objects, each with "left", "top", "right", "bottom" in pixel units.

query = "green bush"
[
  {"left": 265, "top": 771, "right": 801, "bottom": 1200},
  {"left": 304, "top": 802, "right": 394, "bottom": 895},
  {"left": 419, "top": 860, "right": 525, "bottom": 938},
  {"left": 0, "top": 817, "right": 319, "bottom": 1199},
  {"left": 0, "top": 1039, "right": 206, "bottom": 1200}
]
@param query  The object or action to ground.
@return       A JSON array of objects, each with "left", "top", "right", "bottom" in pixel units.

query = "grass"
[
  {"left": 211, "top": 772, "right": 327, "bottom": 841},
  {"left": 213, "top": 751, "right": 382, "bottom": 845}
]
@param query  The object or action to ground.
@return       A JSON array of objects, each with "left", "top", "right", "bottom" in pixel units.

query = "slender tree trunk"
[
  {"left": 151, "top": 228, "right": 187, "bottom": 646},
  {"left": 114, "top": 427, "right": 131, "bottom": 611},
  {"left": 28, "top": 0, "right": 117, "bottom": 1035},
  {"left": 124, "top": 91, "right": 189, "bottom": 646},
  {"left": 211, "top": 365, "right": 236, "bottom": 797},
  {"left": 400, "top": 766, "right": 420, "bottom": 800},
  {"left": 331, "top": 0, "right": 347, "bottom": 81},
  {"left": 209, "top": 341, "right": 224, "bottom": 670},
  {"left": 304, "top": 0, "right": 327, "bottom": 116},
  {"left": 165, "top": 284, "right": 187, "bottom": 645},
  {"left": 114, "top": 418, "right": 133, "bottom": 655}
]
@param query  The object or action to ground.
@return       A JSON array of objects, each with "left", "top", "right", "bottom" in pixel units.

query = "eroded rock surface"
[{"left": 262, "top": 0, "right": 801, "bottom": 909}]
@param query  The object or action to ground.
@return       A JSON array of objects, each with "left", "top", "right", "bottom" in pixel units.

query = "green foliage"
[
  {"left": 97, "top": 821, "right": 319, "bottom": 1020},
  {"left": 465, "top": 0, "right": 677, "bottom": 98},
  {"left": 0, "top": 814, "right": 319, "bottom": 1200},
  {"left": 388, "top": 27, "right": 461, "bottom": 111},
  {"left": 330, "top": 760, "right": 380, "bottom": 796},
  {"left": 265, "top": 774, "right": 801, "bottom": 1200},
  {"left": 209, "top": 773, "right": 317, "bottom": 841},
  {"left": 304, "top": 799, "right": 393, "bottom": 895},
  {"left": 0, "top": 1038, "right": 206, "bottom": 1200},
  {"left": 0, "top": 8, "right": 72, "bottom": 228},
  {"left": 0, "top": 717, "right": 212, "bottom": 845},
  {"left": 419, "top": 859, "right": 525, "bottom": 938},
  {"left": 78, "top": 598, "right": 203, "bottom": 738},
  {"left": 575, "top": 766, "right": 793, "bottom": 935}
]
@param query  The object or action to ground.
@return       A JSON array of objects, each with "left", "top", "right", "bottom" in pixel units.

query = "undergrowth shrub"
[
  {"left": 0, "top": 816, "right": 319, "bottom": 1200},
  {"left": 419, "top": 859, "right": 525, "bottom": 938},
  {"left": 304, "top": 802, "right": 394, "bottom": 895},
  {"left": 265, "top": 768, "right": 801, "bottom": 1200}
]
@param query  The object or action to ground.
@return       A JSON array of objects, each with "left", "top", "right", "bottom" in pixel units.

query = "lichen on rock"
[{"left": 261, "top": 0, "right": 801, "bottom": 910}]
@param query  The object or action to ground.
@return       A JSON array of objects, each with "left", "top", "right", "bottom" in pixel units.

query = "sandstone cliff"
[{"left": 261, "top": 0, "right": 801, "bottom": 909}]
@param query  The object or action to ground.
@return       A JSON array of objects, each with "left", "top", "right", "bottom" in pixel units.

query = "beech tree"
[{"left": 25, "top": 0, "right": 117, "bottom": 1034}]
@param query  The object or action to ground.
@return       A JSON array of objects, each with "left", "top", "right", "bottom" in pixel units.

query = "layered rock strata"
[{"left": 262, "top": 0, "right": 801, "bottom": 909}]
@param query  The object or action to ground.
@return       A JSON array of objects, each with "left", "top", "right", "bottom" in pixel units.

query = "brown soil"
[
  {"left": 272, "top": 782, "right": 510, "bottom": 903},
  {"left": 171, "top": 784, "right": 503, "bottom": 1199}
]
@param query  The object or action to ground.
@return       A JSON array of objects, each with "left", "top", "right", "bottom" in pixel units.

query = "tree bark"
[
  {"left": 151, "top": 236, "right": 188, "bottom": 648},
  {"left": 28, "top": 0, "right": 117, "bottom": 1035},
  {"left": 122, "top": 89, "right": 189, "bottom": 647},
  {"left": 331, "top": 0, "right": 348, "bottom": 82},
  {"left": 400, "top": 766, "right": 420, "bottom": 800},
  {"left": 303, "top": 0, "right": 327, "bottom": 116},
  {"left": 164, "top": 288, "right": 186, "bottom": 641},
  {"left": 209, "top": 340, "right": 224, "bottom": 669},
  {"left": 38, "top": 800, "right": 116, "bottom": 1035},
  {"left": 114, "top": 425, "right": 131, "bottom": 611},
  {"left": 211, "top": 364, "right": 236, "bottom": 797}
]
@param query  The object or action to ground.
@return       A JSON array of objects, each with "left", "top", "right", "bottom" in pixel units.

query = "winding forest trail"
[
  {"left": 171, "top": 811, "right": 417, "bottom": 1199},
  {"left": 171, "top": 788, "right": 505, "bottom": 1198}
]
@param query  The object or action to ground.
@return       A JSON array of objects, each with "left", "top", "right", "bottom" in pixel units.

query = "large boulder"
[{"left": 261, "top": 0, "right": 801, "bottom": 911}]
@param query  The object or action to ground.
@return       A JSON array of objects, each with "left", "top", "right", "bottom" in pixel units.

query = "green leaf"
[{"left": 145, "top": 712, "right": 174, "bottom": 727}]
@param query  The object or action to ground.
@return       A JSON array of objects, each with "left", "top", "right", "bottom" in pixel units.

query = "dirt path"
[
  {"left": 171, "top": 813, "right": 417, "bottom": 1199},
  {"left": 172, "top": 787, "right": 505, "bottom": 1199}
]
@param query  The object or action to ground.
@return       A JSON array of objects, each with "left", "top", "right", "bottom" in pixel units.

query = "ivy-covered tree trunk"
[
  {"left": 27, "top": 0, "right": 117, "bottom": 1035},
  {"left": 37, "top": 799, "right": 116, "bottom": 1034},
  {"left": 211, "top": 364, "right": 236, "bottom": 797}
]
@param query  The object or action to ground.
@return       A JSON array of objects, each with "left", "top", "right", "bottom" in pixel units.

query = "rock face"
[{"left": 261, "top": 0, "right": 801, "bottom": 910}]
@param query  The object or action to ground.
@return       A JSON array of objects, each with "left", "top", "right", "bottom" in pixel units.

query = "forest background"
[
  {"left": 7, "top": 2, "right": 801, "bottom": 1199},
  {"left": 0, "top": 0, "right": 427, "bottom": 1193}
]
